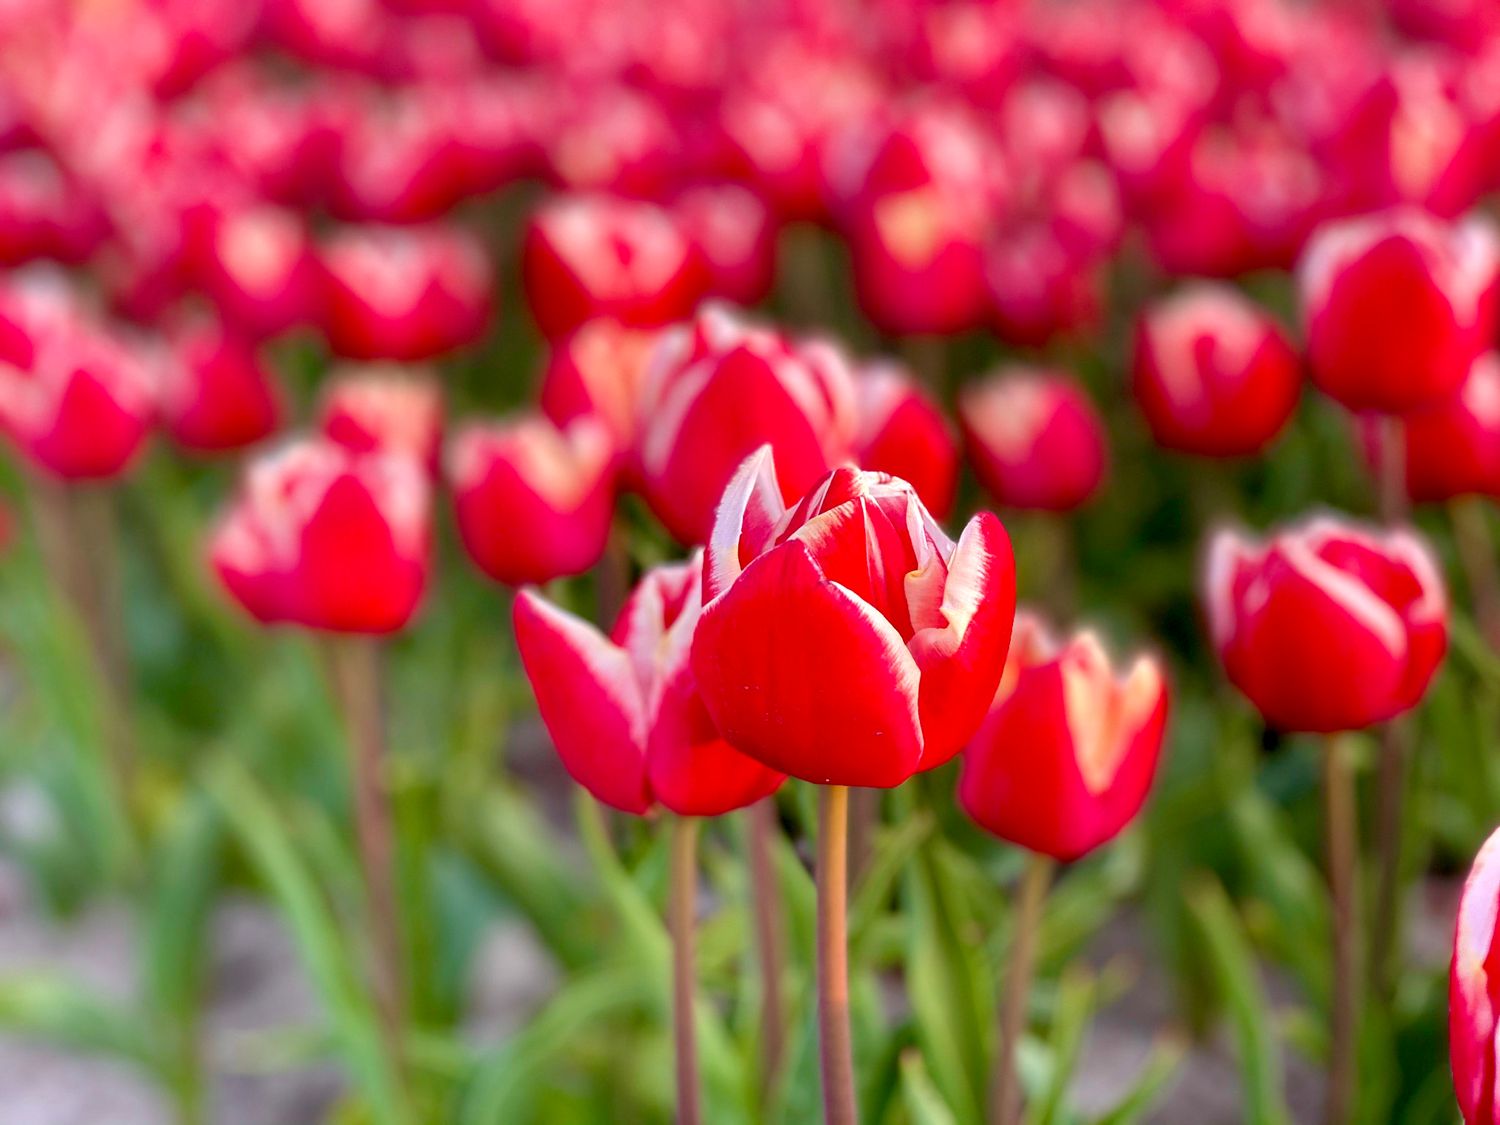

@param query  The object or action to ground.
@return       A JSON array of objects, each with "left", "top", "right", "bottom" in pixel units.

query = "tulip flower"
[
  {"left": 320, "top": 224, "right": 491, "bottom": 362},
  {"left": 670, "top": 183, "right": 778, "bottom": 308},
  {"left": 1132, "top": 284, "right": 1301, "bottom": 458},
  {"left": 1451, "top": 823, "right": 1500, "bottom": 1125},
  {"left": 0, "top": 151, "right": 108, "bottom": 267},
  {"left": 1298, "top": 207, "right": 1500, "bottom": 413},
  {"left": 635, "top": 305, "right": 859, "bottom": 545},
  {"left": 986, "top": 226, "right": 1105, "bottom": 349},
  {"left": 692, "top": 447, "right": 1016, "bottom": 788},
  {"left": 539, "top": 319, "right": 656, "bottom": 449},
  {"left": 209, "top": 438, "right": 431, "bottom": 634},
  {"left": 959, "top": 367, "right": 1108, "bottom": 512},
  {"left": 514, "top": 551, "right": 784, "bottom": 816},
  {"left": 449, "top": 413, "right": 615, "bottom": 586},
  {"left": 189, "top": 204, "right": 325, "bottom": 341},
  {"left": 1204, "top": 515, "right": 1447, "bottom": 734},
  {"left": 854, "top": 361, "right": 958, "bottom": 519},
  {"left": 160, "top": 318, "right": 282, "bottom": 454},
  {"left": 319, "top": 366, "right": 443, "bottom": 471},
  {"left": 958, "top": 612, "right": 1169, "bottom": 862},
  {"left": 522, "top": 193, "right": 708, "bottom": 341}
]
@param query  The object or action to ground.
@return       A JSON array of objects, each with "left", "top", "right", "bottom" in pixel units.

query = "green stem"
[
  {"left": 990, "top": 853, "right": 1054, "bottom": 1125},
  {"left": 1323, "top": 736, "right": 1360, "bottom": 1125}
]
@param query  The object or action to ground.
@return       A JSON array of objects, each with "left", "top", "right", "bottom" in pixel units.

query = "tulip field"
[{"left": 7, "top": 0, "right": 1500, "bottom": 1123}]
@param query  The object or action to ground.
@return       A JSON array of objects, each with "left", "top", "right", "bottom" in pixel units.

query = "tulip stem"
[
  {"left": 990, "top": 852, "right": 1054, "bottom": 1125},
  {"left": 1450, "top": 498, "right": 1500, "bottom": 649},
  {"left": 817, "top": 784, "right": 858, "bottom": 1125},
  {"left": 1375, "top": 415, "right": 1408, "bottom": 523},
  {"left": 329, "top": 636, "right": 406, "bottom": 1079},
  {"left": 1323, "top": 735, "right": 1360, "bottom": 1125},
  {"left": 747, "top": 798, "right": 786, "bottom": 1096},
  {"left": 670, "top": 815, "right": 703, "bottom": 1125}
]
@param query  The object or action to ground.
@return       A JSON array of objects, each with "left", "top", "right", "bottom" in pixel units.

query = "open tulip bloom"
[{"left": 1452, "top": 824, "right": 1500, "bottom": 1125}]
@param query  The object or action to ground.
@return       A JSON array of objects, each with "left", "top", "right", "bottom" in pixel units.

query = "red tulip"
[
  {"left": 1133, "top": 284, "right": 1302, "bottom": 458},
  {"left": 854, "top": 361, "right": 958, "bottom": 520},
  {"left": 328, "top": 90, "right": 473, "bottom": 225},
  {"left": 959, "top": 367, "right": 1108, "bottom": 512},
  {"left": 1450, "top": 823, "right": 1500, "bottom": 1125},
  {"left": 320, "top": 224, "right": 491, "bottom": 361},
  {"left": 1204, "top": 516, "right": 1447, "bottom": 733},
  {"left": 160, "top": 318, "right": 282, "bottom": 454},
  {"left": 670, "top": 183, "right": 778, "bottom": 308},
  {"left": 691, "top": 448, "right": 1017, "bottom": 787},
  {"left": 539, "top": 318, "right": 656, "bottom": 449},
  {"left": 986, "top": 226, "right": 1105, "bottom": 349},
  {"left": 1298, "top": 207, "right": 1500, "bottom": 413},
  {"left": 210, "top": 439, "right": 431, "bottom": 633},
  {"left": 522, "top": 193, "right": 707, "bottom": 341},
  {"left": 319, "top": 366, "right": 442, "bottom": 470},
  {"left": 0, "top": 151, "right": 108, "bottom": 267},
  {"left": 957, "top": 611, "right": 1169, "bottom": 861},
  {"left": 634, "top": 305, "right": 858, "bottom": 545},
  {"left": 514, "top": 551, "right": 785, "bottom": 816},
  {"left": 449, "top": 413, "right": 615, "bottom": 585},
  {"left": 190, "top": 204, "right": 324, "bottom": 341}
]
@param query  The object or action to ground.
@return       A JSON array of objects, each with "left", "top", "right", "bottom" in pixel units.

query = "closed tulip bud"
[
  {"left": 1358, "top": 353, "right": 1500, "bottom": 504},
  {"left": 539, "top": 319, "right": 656, "bottom": 448},
  {"left": 986, "top": 228, "right": 1104, "bottom": 348},
  {"left": 958, "top": 612, "right": 1168, "bottom": 861},
  {"left": 449, "top": 413, "right": 615, "bottom": 586},
  {"left": 1450, "top": 823, "right": 1500, "bottom": 1124},
  {"left": 318, "top": 366, "right": 442, "bottom": 471},
  {"left": 210, "top": 439, "right": 431, "bottom": 633},
  {"left": 635, "top": 305, "right": 858, "bottom": 545},
  {"left": 0, "top": 324, "right": 156, "bottom": 481},
  {"left": 191, "top": 204, "right": 324, "bottom": 341},
  {"left": 514, "top": 551, "right": 785, "bottom": 815},
  {"left": 691, "top": 448, "right": 1017, "bottom": 787},
  {"left": 320, "top": 224, "right": 491, "bottom": 362},
  {"left": 1204, "top": 516, "right": 1447, "bottom": 733},
  {"left": 669, "top": 183, "right": 778, "bottom": 308},
  {"left": 1133, "top": 284, "right": 1301, "bottom": 458},
  {"left": 854, "top": 361, "right": 958, "bottom": 519},
  {"left": 522, "top": 193, "right": 707, "bottom": 341},
  {"left": 1299, "top": 207, "right": 1500, "bottom": 413},
  {"left": 160, "top": 318, "right": 282, "bottom": 454},
  {"left": 959, "top": 367, "right": 1108, "bottom": 512}
]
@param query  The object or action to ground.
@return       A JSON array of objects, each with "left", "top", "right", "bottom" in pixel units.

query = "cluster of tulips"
[{"left": 7, "top": 0, "right": 1500, "bottom": 1121}]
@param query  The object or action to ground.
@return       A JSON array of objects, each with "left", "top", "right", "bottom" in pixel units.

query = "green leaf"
[
  {"left": 899, "top": 1049, "right": 960, "bottom": 1125},
  {"left": 1030, "top": 965, "right": 1097, "bottom": 1125},
  {"left": 1092, "top": 1036, "right": 1187, "bottom": 1125},
  {"left": 0, "top": 973, "right": 161, "bottom": 1071}
]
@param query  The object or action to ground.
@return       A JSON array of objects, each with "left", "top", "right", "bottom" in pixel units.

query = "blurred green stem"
[
  {"left": 747, "top": 798, "right": 786, "bottom": 1097},
  {"left": 817, "top": 784, "right": 857, "bottom": 1125},
  {"left": 989, "top": 852, "right": 1053, "bottom": 1125},
  {"left": 1450, "top": 499, "right": 1500, "bottom": 649},
  {"left": 1323, "top": 736, "right": 1359, "bottom": 1125},
  {"left": 670, "top": 815, "right": 702, "bottom": 1125},
  {"left": 329, "top": 637, "right": 407, "bottom": 1086}
]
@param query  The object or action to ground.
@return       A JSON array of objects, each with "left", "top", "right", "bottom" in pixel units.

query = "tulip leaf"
[
  {"left": 1029, "top": 964, "right": 1097, "bottom": 1125},
  {"left": 1091, "top": 1036, "right": 1187, "bottom": 1125},
  {"left": 0, "top": 973, "right": 162, "bottom": 1072},
  {"left": 899, "top": 1049, "right": 960, "bottom": 1125}
]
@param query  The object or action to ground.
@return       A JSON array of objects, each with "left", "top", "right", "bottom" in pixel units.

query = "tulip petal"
[
  {"left": 513, "top": 590, "right": 653, "bottom": 814},
  {"left": 704, "top": 445, "right": 786, "bottom": 602},
  {"left": 648, "top": 665, "right": 785, "bottom": 816},
  {"left": 692, "top": 540, "right": 924, "bottom": 787},
  {"left": 1452, "top": 826, "right": 1500, "bottom": 1125}
]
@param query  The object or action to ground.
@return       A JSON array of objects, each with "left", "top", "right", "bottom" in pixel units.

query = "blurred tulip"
[
  {"left": 328, "top": 89, "right": 473, "bottom": 224},
  {"left": 191, "top": 204, "right": 324, "bottom": 341},
  {"left": 691, "top": 449, "right": 1016, "bottom": 787},
  {"left": 1133, "top": 284, "right": 1301, "bottom": 457},
  {"left": 160, "top": 318, "right": 281, "bottom": 454},
  {"left": 1451, "top": 822, "right": 1500, "bottom": 1125},
  {"left": 1204, "top": 515, "right": 1447, "bottom": 732},
  {"left": 958, "top": 612, "right": 1168, "bottom": 861},
  {"left": 514, "top": 551, "right": 785, "bottom": 815},
  {"left": 959, "top": 367, "right": 1108, "bottom": 512},
  {"left": 539, "top": 318, "right": 656, "bottom": 448},
  {"left": 986, "top": 227, "right": 1105, "bottom": 349},
  {"left": 1299, "top": 207, "right": 1500, "bottom": 413},
  {"left": 319, "top": 366, "right": 442, "bottom": 470},
  {"left": 449, "top": 413, "right": 615, "bottom": 585},
  {"left": 210, "top": 438, "right": 430, "bottom": 633},
  {"left": 670, "top": 183, "right": 778, "bottom": 307},
  {"left": 853, "top": 361, "right": 958, "bottom": 519},
  {"left": 522, "top": 193, "right": 707, "bottom": 341},
  {"left": 0, "top": 151, "right": 109, "bottom": 267},
  {"left": 634, "top": 305, "right": 858, "bottom": 545},
  {"left": 320, "top": 224, "right": 491, "bottom": 361}
]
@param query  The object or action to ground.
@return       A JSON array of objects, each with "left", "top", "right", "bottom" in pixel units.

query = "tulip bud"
[
  {"left": 449, "top": 413, "right": 615, "bottom": 586},
  {"left": 514, "top": 551, "right": 785, "bottom": 816},
  {"left": 1451, "top": 823, "right": 1500, "bottom": 1125},
  {"left": 986, "top": 227, "right": 1104, "bottom": 348},
  {"left": 959, "top": 367, "right": 1108, "bottom": 512},
  {"left": 190, "top": 204, "right": 324, "bottom": 341},
  {"left": 1133, "top": 284, "right": 1301, "bottom": 458},
  {"left": 160, "top": 318, "right": 282, "bottom": 454},
  {"left": 1298, "top": 207, "right": 1500, "bottom": 413},
  {"left": 318, "top": 366, "right": 442, "bottom": 471},
  {"left": 522, "top": 193, "right": 707, "bottom": 341},
  {"left": 0, "top": 151, "right": 108, "bottom": 268},
  {"left": 669, "top": 183, "right": 778, "bottom": 308},
  {"left": 635, "top": 305, "right": 858, "bottom": 545},
  {"left": 210, "top": 439, "right": 431, "bottom": 633},
  {"left": 691, "top": 448, "right": 1017, "bottom": 788},
  {"left": 854, "top": 361, "right": 958, "bottom": 519},
  {"left": 1204, "top": 516, "right": 1447, "bottom": 732},
  {"left": 539, "top": 318, "right": 656, "bottom": 449},
  {"left": 320, "top": 224, "right": 491, "bottom": 361},
  {"left": 958, "top": 612, "right": 1168, "bottom": 861}
]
